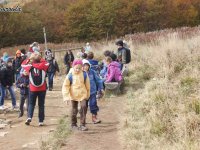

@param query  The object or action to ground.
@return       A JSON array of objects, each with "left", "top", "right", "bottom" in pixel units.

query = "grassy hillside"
[{"left": 119, "top": 27, "right": 200, "bottom": 150}]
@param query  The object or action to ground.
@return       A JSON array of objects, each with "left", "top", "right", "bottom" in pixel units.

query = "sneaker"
[
  {"left": 39, "top": 122, "right": 44, "bottom": 126},
  {"left": 25, "top": 118, "right": 31, "bottom": 125},
  {"left": 92, "top": 115, "right": 101, "bottom": 124},
  {"left": 0, "top": 105, "right": 5, "bottom": 110},
  {"left": 79, "top": 125, "right": 88, "bottom": 131},
  {"left": 71, "top": 125, "right": 79, "bottom": 131},
  {"left": 18, "top": 112, "right": 23, "bottom": 118},
  {"left": 12, "top": 105, "right": 19, "bottom": 110}
]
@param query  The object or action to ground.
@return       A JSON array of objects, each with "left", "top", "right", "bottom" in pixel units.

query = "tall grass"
[{"left": 119, "top": 27, "right": 200, "bottom": 150}]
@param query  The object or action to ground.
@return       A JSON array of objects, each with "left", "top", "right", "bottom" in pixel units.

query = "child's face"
[
  {"left": 106, "top": 61, "right": 110, "bottom": 65},
  {"left": 74, "top": 64, "right": 82, "bottom": 74},
  {"left": 83, "top": 64, "right": 90, "bottom": 72},
  {"left": 16, "top": 53, "right": 21, "bottom": 57}
]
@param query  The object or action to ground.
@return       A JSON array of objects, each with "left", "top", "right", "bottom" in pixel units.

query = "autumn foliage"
[{"left": 0, "top": 0, "right": 200, "bottom": 48}]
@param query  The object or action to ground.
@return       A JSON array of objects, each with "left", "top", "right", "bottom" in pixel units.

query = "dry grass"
[{"left": 119, "top": 27, "right": 200, "bottom": 150}]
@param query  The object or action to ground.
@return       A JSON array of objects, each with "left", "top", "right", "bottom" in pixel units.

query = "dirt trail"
[{"left": 0, "top": 76, "right": 123, "bottom": 150}]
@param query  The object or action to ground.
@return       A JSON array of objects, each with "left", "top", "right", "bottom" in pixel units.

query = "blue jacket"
[
  {"left": 88, "top": 59, "right": 99, "bottom": 72},
  {"left": 16, "top": 75, "right": 29, "bottom": 95},
  {"left": 100, "top": 62, "right": 107, "bottom": 78},
  {"left": 88, "top": 69, "right": 103, "bottom": 95}
]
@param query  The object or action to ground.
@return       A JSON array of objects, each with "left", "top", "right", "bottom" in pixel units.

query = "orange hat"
[{"left": 16, "top": 50, "right": 21, "bottom": 55}]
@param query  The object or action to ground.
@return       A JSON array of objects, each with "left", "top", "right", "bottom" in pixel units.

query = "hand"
[
  {"left": 64, "top": 100, "right": 70, "bottom": 105},
  {"left": 6, "top": 86, "right": 9, "bottom": 88}
]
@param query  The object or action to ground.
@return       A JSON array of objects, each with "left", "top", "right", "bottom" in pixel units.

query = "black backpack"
[
  {"left": 29, "top": 67, "right": 46, "bottom": 87},
  {"left": 124, "top": 48, "right": 131, "bottom": 64}
]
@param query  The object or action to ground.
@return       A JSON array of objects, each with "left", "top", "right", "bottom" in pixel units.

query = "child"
[
  {"left": 62, "top": 59, "right": 90, "bottom": 131},
  {"left": 64, "top": 50, "right": 74, "bottom": 74},
  {"left": 100, "top": 50, "right": 112, "bottom": 79},
  {"left": 105, "top": 56, "right": 122, "bottom": 83},
  {"left": 0, "top": 59, "right": 17, "bottom": 110},
  {"left": 16, "top": 69, "right": 29, "bottom": 118},
  {"left": 82, "top": 59, "right": 103, "bottom": 124},
  {"left": 87, "top": 52, "right": 99, "bottom": 73}
]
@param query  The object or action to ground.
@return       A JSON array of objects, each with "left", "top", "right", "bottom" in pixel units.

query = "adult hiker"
[
  {"left": 64, "top": 50, "right": 74, "bottom": 74},
  {"left": 13, "top": 50, "right": 23, "bottom": 81},
  {"left": 24, "top": 52, "right": 49, "bottom": 126},
  {"left": 46, "top": 51, "right": 59, "bottom": 91},
  {"left": 62, "top": 59, "right": 90, "bottom": 131},
  {"left": 84, "top": 42, "right": 91, "bottom": 53},
  {"left": 116, "top": 40, "right": 131, "bottom": 70}
]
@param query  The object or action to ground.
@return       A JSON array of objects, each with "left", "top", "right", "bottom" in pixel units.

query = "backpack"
[
  {"left": 68, "top": 71, "right": 87, "bottom": 85},
  {"left": 29, "top": 67, "right": 46, "bottom": 87},
  {"left": 124, "top": 48, "right": 131, "bottom": 64}
]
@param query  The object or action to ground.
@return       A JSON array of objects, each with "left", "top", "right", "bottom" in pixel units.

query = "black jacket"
[
  {"left": 13, "top": 57, "right": 23, "bottom": 73},
  {"left": 5, "top": 66, "right": 15, "bottom": 86},
  {"left": 47, "top": 58, "right": 59, "bottom": 73},
  {"left": 0, "top": 67, "right": 6, "bottom": 87},
  {"left": 64, "top": 53, "right": 74, "bottom": 65}
]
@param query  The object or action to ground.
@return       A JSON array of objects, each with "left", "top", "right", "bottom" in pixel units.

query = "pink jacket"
[{"left": 106, "top": 61, "right": 122, "bottom": 82}]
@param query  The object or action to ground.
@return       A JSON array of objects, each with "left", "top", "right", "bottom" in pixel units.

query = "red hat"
[{"left": 72, "top": 59, "right": 83, "bottom": 67}]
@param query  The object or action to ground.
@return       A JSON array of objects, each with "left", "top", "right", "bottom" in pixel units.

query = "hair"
[
  {"left": 82, "top": 53, "right": 87, "bottom": 59},
  {"left": 87, "top": 52, "right": 94, "bottom": 59},
  {"left": 105, "top": 56, "right": 112, "bottom": 63},
  {"left": 110, "top": 53, "right": 117, "bottom": 61},
  {"left": 103, "top": 50, "right": 111, "bottom": 57},
  {"left": 20, "top": 48, "right": 26, "bottom": 54}
]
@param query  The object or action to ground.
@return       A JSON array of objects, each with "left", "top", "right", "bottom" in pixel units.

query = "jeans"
[
  {"left": 88, "top": 94, "right": 99, "bottom": 115},
  {"left": 20, "top": 94, "right": 29, "bottom": 115},
  {"left": 47, "top": 72, "right": 55, "bottom": 89},
  {"left": 0, "top": 85, "right": 16, "bottom": 106},
  {"left": 16, "top": 73, "right": 20, "bottom": 82},
  {"left": 28, "top": 91, "right": 46, "bottom": 122}
]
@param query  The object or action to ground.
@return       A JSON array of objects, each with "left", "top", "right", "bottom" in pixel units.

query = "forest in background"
[{"left": 1, "top": 0, "right": 200, "bottom": 48}]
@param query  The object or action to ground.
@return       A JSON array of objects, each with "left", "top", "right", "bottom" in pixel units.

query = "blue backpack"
[{"left": 68, "top": 71, "right": 87, "bottom": 85}]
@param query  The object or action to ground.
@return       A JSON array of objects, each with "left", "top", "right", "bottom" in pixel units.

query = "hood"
[
  {"left": 109, "top": 61, "right": 120, "bottom": 68},
  {"left": 82, "top": 59, "right": 91, "bottom": 68},
  {"left": 88, "top": 59, "right": 98, "bottom": 65}
]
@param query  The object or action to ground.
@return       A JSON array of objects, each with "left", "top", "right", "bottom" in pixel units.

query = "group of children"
[{"left": 0, "top": 40, "right": 128, "bottom": 130}]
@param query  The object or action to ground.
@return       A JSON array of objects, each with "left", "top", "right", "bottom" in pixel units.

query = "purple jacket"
[{"left": 106, "top": 61, "right": 122, "bottom": 82}]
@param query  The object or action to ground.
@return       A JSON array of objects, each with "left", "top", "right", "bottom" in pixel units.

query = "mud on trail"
[{"left": 0, "top": 76, "right": 123, "bottom": 150}]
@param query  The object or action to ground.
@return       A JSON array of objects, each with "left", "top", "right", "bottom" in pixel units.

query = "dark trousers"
[
  {"left": 28, "top": 91, "right": 46, "bottom": 122},
  {"left": 71, "top": 100, "right": 87, "bottom": 126},
  {"left": 20, "top": 94, "right": 29, "bottom": 115},
  {"left": 66, "top": 64, "right": 71, "bottom": 75},
  {"left": 88, "top": 94, "right": 99, "bottom": 115},
  {"left": 47, "top": 72, "right": 55, "bottom": 89}
]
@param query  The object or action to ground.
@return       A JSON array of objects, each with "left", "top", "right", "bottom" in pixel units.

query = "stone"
[{"left": 0, "top": 132, "right": 8, "bottom": 137}]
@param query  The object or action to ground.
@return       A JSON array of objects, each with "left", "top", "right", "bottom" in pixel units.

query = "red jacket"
[{"left": 22, "top": 59, "right": 49, "bottom": 92}]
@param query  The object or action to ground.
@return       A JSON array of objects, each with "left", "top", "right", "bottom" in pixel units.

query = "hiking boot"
[
  {"left": 49, "top": 88, "right": 52, "bottom": 91},
  {"left": 12, "top": 105, "right": 19, "bottom": 110},
  {"left": 92, "top": 115, "right": 101, "bottom": 124},
  {"left": 39, "top": 122, "right": 44, "bottom": 126},
  {"left": 79, "top": 125, "right": 88, "bottom": 131},
  {"left": 25, "top": 118, "right": 31, "bottom": 125}
]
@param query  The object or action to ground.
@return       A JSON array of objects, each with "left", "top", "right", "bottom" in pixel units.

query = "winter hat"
[
  {"left": 72, "top": 59, "right": 83, "bottom": 67},
  {"left": 16, "top": 50, "right": 21, "bottom": 55},
  {"left": 32, "top": 46, "right": 40, "bottom": 52},
  {"left": 82, "top": 59, "right": 91, "bottom": 68},
  {"left": 116, "top": 40, "right": 123, "bottom": 46}
]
